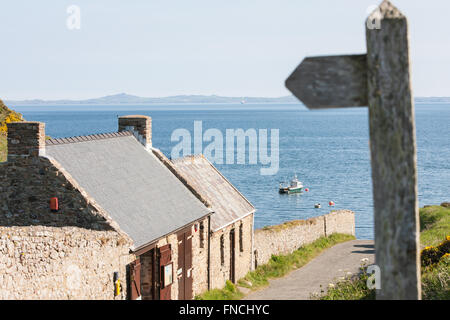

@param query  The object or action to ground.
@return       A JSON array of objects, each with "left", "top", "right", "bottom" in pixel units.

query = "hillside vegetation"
[
  {"left": 0, "top": 99, "right": 24, "bottom": 161},
  {"left": 320, "top": 204, "right": 450, "bottom": 300}
]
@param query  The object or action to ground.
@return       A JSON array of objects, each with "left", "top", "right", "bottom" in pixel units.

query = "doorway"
[
  {"left": 229, "top": 228, "right": 236, "bottom": 283},
  {"left": 177, "top": 228, "right": 193, "bottom": 300}
]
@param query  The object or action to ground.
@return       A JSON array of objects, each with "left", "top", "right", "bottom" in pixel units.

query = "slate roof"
[
  {"left": 45, "top": 134, "right": 212, "bottom": 249},
  {"left": 171, "top": 155, "right": 255, "bottom": 231}
]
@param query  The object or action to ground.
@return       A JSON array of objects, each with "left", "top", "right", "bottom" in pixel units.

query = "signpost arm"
[{"left": 366, "top": 1, "right": 420, "bottom": 300}]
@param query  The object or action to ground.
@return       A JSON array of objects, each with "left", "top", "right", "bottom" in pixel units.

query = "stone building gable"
[{"left": 0, "top": 156, "right": 126, "bottom": 237}]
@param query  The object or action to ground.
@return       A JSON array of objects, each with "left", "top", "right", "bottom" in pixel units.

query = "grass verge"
[
  {"left": 319, "top": 204, "right": 450, "bottom": 300},
  {"left": 420, "top": 205, "right": 450, "bottom": 247},
  {"left": 196, "top": 280, "right": 244, "bottom": 300},
  {"left": 196, "top": 233, "right": 355, "bottom": 300}
]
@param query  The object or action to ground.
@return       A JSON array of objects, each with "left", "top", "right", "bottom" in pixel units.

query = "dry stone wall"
[
  {"left": 254, "top": 210, "right": 355, "bottom": 266},
  {"left": 0, "top": 226, "right": 133, "bottom": 300}
]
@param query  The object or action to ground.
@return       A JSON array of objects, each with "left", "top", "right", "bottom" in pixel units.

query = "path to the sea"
[{"left": 243, "top": 240, "right": 375, "bottom": 300}]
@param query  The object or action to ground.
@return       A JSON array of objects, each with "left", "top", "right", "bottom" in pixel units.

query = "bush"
[
  {"left": 422, "top": 255, "right": 450, "bottom": 300},
  {"left": 421, "top": 236, "right": 450, "bottom": 267}
]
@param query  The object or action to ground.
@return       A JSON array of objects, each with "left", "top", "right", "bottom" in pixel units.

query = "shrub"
[{"left": 421, "top": 236, "right": 450, "bottom": 267}]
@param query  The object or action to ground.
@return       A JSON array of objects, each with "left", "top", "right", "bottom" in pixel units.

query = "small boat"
[
  {"left": 314, "top": 203, "right": 321, "bottom": 208},
  {"left": 279, "top": 175, "right": 304, "bottom": 194}
]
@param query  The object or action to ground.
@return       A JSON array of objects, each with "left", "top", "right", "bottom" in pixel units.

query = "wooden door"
[
  {"left": 129, "top": 258, "right": 141, "bottom": 300},
  {"left": 230, "top": 229, "right": 236, "bottom": 283},
  {"left": 177, "top": 229, "right": 193, "bottom": 300},
  {"left": 185, "top": 230, "right": 193, "bottom": 300},
  {"left": 177, "top": 233, "right": 185, "bottom": 299},
  {"left": 159, "top": 244, "right": 172, "bottom": 300}
]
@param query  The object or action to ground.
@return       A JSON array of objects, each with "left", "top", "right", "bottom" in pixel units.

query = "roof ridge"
[
  {"left": 152, "top": 148, "right": 213, "bottom": 209},
  {"left": 172, "top": 153, "right": 255, "bottom": 210},
  {"left": 46, "top": 131, "right": 132, "bottom": 146},
  {"left": 171, "top": 154, "right": 205, "bottom": 163},
  {"left": 199, "top": 156, "right": 256, "bottom": 210}
]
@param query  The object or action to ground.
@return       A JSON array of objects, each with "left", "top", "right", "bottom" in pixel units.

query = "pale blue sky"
[{"left": 1, "top": 0, "right": 449, "bottom": 99}]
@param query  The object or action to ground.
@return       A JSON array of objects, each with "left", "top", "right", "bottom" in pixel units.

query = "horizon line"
[{"left": 3, "top": 93, "right": 450, "bottom": 103}]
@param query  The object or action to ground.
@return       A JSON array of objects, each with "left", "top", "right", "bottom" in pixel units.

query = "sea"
[{"left": 12, "top": 103, "right": 450, "bottom": 240}]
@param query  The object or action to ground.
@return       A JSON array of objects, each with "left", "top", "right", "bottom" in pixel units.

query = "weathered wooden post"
[{"left": 285, "top": 0, "right": 420, "bottom": 299}]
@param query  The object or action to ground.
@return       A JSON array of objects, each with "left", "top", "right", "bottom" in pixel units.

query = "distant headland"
[
  {"left": 4, "top": 93, "right": 450, "bottom": 106},
  {"left": 4, "top": 93, "right": 298, "bottom": 106}
]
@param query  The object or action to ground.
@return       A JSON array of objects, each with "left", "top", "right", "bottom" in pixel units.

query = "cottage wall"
[
  {"left": 254, "top": 210, "right": 355, "bottom": 266},
  {"left": 0, "top": 155, "right": 134, "bottom": 299},
  {"left": 191, "top": 216, "right": 210, "bottom": 296},
  {"left": 154, "top": 215, "right": 209, "bottom": 299},
  {"left": 0, "top": 157, "right": 124, "bottom": 232},
  {"left": 209, "top": 213, "right": 254, "bottom": 290},
  {"left": 0, "top": 226, "right": 133, "bottom": 300}
]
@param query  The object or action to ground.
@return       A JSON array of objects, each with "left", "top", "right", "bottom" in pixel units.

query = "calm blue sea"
[{"left": 12, "top": 103, "right": 450, "bottom": 239}]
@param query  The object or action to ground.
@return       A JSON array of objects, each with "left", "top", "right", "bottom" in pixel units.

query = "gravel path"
[{"left": 243, "top": 240, "right": 375, "bottom": 300}]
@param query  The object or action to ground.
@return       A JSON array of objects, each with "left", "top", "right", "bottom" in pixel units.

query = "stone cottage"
[
  {"left": 172, "top": 155, "right": 255, "bottom": 289},
  {"left": 0, "top": 116, "right": 214, "bottom": 300}
]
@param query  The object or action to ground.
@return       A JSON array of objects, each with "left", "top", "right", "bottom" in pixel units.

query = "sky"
[{"left": 1, "top": 0, "right": 449, "bottom": 100}]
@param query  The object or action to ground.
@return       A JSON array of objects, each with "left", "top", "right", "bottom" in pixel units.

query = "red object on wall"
[{"left": 50, "top": 197, "right": 59, "bottom": 212}]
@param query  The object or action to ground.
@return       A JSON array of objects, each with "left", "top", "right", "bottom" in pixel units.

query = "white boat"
[{"left": 279, "top": 175, "right": 304, "bottom": 194}]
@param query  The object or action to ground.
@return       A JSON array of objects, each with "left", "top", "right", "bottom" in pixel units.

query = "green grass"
[
  {"left": 196, "top": 280, "right": 244, "bottom": 300},
  {"left": 420, "top": 205, "right": 450, "bottom": 247},
  {"left": 421, "top": 255, "right": 450, "bottom": 300},
  {"left": 318, "top": 204, "right": 450, "bottom": 300},
  {"left": 318, "top": 266, "right": 376, "bottom": 300},
  {"left": 196, "top": 233, "right": 355, "bottom": 300}
]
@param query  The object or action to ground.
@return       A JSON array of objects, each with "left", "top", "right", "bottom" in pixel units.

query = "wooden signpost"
[{"left": 285, "top": 0, "right": 420, "bottom": 299}]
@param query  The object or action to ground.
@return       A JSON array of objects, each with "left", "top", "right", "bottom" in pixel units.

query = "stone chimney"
[
  {"left": 118, "top": 115, "right": 152, "bottom": 149},
  {"left": 7, "top": 121, "right": 46, "bottom": 160}
]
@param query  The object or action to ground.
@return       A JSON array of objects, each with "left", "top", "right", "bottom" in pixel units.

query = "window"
[
  {"left": 199, "top": 222, "right": 205, "bottom": 248},
  {"left": 162, "top": 263, "right": 173, "bottom": 288},
  {"left": 239, "top": 223, "right": 244, "bottom": 252},
  {"left": 220, "top": 234, "right": 225, "bottom": 265}
]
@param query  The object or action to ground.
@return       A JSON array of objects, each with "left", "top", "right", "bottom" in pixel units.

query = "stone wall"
[
  {"left": 209, "top": 213, "right": 253, "bottom": 290},
  {"left": 191, "top": 217, "right": 210, "bottom": 296},
  {"left": 0, "top": 154, "right": 134, "bottom": 300},
  {"left": 254, "top": 210, "right": 355, "bottom": 266},
  {"left": 0, "top": 156, "right": 125, "bottom": 233},
  {"left": 0, "top": 226, "right": 133, "bottom": 300},
  {"left": 324, "top": 209, "right": 355, "bottom": 236}
]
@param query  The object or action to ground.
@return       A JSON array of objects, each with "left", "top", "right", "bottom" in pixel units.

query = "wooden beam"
[
  {"left": 285, "top": 54, "right": 368, "bottom": 109},
  {"left": 366, "top": 0, "right": 420, "bottom": 300}
]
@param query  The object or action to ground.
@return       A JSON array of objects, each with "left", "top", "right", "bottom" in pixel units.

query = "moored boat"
[{"left": 279, "top": 175, "right": 304, "bottom": 194}]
